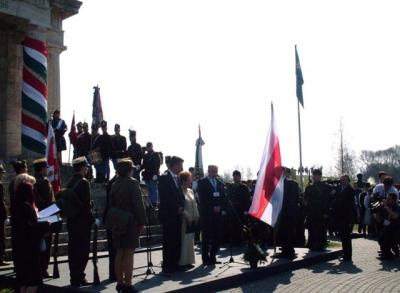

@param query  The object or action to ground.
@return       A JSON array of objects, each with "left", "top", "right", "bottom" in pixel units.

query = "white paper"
[
  {"left": 38, "top": 204, "right": 60, "bottom": 218},
  {"left": 38, "top": 214, "right": 61, "bottom": 224}
]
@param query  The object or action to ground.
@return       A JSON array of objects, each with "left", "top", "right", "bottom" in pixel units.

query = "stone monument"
[{"left": 0, "top": 0, "right": 81, "bottom": 161}]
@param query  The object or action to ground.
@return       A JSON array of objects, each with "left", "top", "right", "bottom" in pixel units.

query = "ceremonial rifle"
[{"left": 92, "top": 219, "right": 100, "bottom": 285}]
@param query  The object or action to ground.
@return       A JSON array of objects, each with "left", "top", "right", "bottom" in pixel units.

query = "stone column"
[{"left": 0, "top": 28, "right": 24, "bottom": 160}]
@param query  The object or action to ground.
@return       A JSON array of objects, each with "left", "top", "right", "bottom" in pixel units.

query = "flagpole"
[{"left": 297, "top": 100, "right": 304, "bottom": 191}]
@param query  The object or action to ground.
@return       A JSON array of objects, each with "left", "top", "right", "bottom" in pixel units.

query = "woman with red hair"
[{"left": 11, "top": 174, "right": 50, "bottom": 293}]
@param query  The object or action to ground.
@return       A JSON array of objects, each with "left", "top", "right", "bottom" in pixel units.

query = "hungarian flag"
[
  {"left": 92, "top": 86, "right": 104, "bottom": 129},
  {"left": 295, "top": 45, "right": 304, "bottom": 107},
  {"left": 248, "top": 104, "right": 284, "bottom": 227},
  {"left": 46, "top": 123, "right": 61, "bottom": 193},
  {"left": 68, "top": 111, "right": 78, "bottom": 146}
]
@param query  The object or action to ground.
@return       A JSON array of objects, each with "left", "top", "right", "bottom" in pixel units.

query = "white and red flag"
[
  {"left": 249, "top": 104, "right": 284, "bottom": 227},
  {"left": 46, "top": 123, "right": 61, "bottom": 193}
]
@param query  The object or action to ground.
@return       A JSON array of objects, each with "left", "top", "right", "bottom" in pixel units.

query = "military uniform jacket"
[
  {"left": 111, "top": 135, "right": 127, "bottom": 159},
  {"left": 34, "top": 174, "right": 54, "bottom": 211},
  {"left": 126, "top": 142, "right": 143, "bottom": 166},
  {"left": 197, "top": 177, "right": 226, "bottom": 220},
  {"left": 76, "top": 132, "right": 92, "bottom": 157},
  {"left": 332, "top": 185, "right": 356, "bottom": 224},
  {"left": 66, "top": 174, "right": 93, "bottom": 224},
  {"left": 304, "top": 181, "right": 331, "bottom": 220},
  {"left": 226, "top": 183, "right": 251, "bottom": 213},
  {"left": 280, "top": 178, "right": 300, "bottom": 222},
  {"left": 142, "top": 152, "right": 161, "bottom": 180}
]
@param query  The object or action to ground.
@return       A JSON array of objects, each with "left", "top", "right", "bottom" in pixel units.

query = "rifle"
[
  {"left": 92, "top": 219, "right": 100, "bottom": 285},
  {"left": 52, "top": 221, "right": 61, "bottom": 279}
]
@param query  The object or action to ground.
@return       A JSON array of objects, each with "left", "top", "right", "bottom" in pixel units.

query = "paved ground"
[
  {"left": 222, "top": 238, "right": 400, "bottom": 293},
  {"left": 0, "top": 244, "right": 340, "bottom": 292}
]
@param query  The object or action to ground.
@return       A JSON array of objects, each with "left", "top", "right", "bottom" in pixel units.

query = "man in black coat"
[
  {"left": 67, "top": 157, "right": 94, "bottom": 287},
  {"left": 110, "top": 124, "right": 127, "bottom": 170},
  {"left": 333, "top": 174, "right": 356, "bottom": 262},
  {"left": 142, "top": 142, "right": 161, "bottom": 207},
  {"left": 158, "top": 156, "right": 184, "bottom": 273},
  {"left": 304, "top": 169, "right": 331, "bottom": 251},
  {"left": 276, "top": 167, "right": 300, "bottom": 258},
  {"left": 225, "top": 170, "right": 251, "bottom": 245},
  {"left": 126, "top": 130, "right": 143, "bottom": 181},
  {"left": 198, "top": 165, "right": 226, "bottom": 265}
]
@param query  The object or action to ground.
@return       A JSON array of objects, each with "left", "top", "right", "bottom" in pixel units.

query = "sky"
[{"left": 60, "top": 0, "right": 400, "bottom": 178}]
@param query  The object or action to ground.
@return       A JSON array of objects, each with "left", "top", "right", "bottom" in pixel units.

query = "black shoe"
[
  {"left": 42, "top": 271, "right": 52, "bottom": 278},
  {"left": 377, "top": 254, "right": 394, "bottom": 261},
  {"left": 210, "top": 259, "right": 222, "bottom": 265},
  {"left": 339, "top": 257, "right": 352, "bottom": 262}
]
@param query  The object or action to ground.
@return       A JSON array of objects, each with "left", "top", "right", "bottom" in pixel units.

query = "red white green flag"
[{"left": 46, "top": 123, "right": 61, "bottom": 193}]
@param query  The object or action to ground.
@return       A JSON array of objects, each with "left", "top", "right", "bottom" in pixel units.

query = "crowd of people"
[{"left": 0, "top": 113, "right": 399, "bottom": 292}]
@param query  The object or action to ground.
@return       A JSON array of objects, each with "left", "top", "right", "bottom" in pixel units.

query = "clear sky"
[{"left": 60, "top": 0, "right": 400, "bottom": 178}]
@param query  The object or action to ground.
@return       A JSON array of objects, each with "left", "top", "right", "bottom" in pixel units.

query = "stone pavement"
[
  {"left": 222, "top": 238, "right": 400, "bottom": 293},
  {"left": 0, "top": 244, "right": 341, "bottom": 292}
]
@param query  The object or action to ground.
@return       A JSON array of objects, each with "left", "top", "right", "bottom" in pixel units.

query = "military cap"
[
  {"left": 100, "top": 120, "right": 107, "bottom": 128},
  {"left": 312, "top": 169, "right": 322, "bottom": 176},
  {"left": 129, "top": 129, "right": 136, "bottom": 136},
  {"left": 77, "top": 122, "right": 83, "bottom": 127},
  {"left": 117, "top": 158, "right": 134, "bottom": 167},
  {"left": 72, "top": 156, "right": 89, "bottom": 167},
  {"left": 0, "top": 163, "right": 5, "bottom": 173},
  {"left": 12, "top": 160, "right": 27, "bottom": 172},
  {"left": 33, "top": 158, "right": 48, "bottom": 170}
]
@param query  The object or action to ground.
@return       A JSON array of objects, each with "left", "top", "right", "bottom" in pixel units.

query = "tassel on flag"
[
  {"left": 248, "top": 103, "right": 284, "bottom": 227},
  {"left": 46, "top": 123, "right": 61, "bottom": 193}
]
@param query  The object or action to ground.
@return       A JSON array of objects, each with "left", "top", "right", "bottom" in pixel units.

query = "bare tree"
[
  {"left": 334, "top": 118, "right": 358, "bottom": 177},
  {"left": 246, "top": 167, "right": 253, "bottom": 181}
]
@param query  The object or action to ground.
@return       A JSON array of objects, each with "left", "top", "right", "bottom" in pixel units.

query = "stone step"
[
  {"left": 3, "top": 234, "right": 163, "bottom": 261},
  {"left": 4, "top": 224, "right": 162, "bottom": 247}
]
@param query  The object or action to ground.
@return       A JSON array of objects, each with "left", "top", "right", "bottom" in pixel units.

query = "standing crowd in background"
[{"left": 0, "top": 109, "right": 398, "bottom": 292}]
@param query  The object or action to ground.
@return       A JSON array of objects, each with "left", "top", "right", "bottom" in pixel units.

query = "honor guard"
[{"left": 33, "top": 158, "right": 55, "bottom": 277}]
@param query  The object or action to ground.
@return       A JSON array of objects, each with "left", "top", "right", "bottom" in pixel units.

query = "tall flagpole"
[
  {"left": 295, "top": 45, "right": 305, "bottom": 191},
  {"left": 297, "top": 100, "right": 304, "bottom": 191}
]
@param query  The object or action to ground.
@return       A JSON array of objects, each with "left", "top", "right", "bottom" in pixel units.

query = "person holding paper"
[
  {"left": 33, "top": 158, "right": 55, "bottom": 278},
  {"left": 197, "top": 165, "right": 226, "bottom": 266},
  {"left": 12, "top": 174, "right": 50, "bottom": 293}
]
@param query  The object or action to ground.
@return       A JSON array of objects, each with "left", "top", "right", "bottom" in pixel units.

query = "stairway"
[{"left": 3, "top": 181, "right": 163, "bottom": 262}]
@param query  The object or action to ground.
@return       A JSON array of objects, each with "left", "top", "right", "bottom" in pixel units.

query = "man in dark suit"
[
  {"left": 158, "top": 156, "right": 184, "bottom": 273},
  {"left": 276, "top": 167, "right": 300, "bottom": 258},
  {"left": 333, "top": 174, "right": 356, "bottom": 262},
  {"left": 198, "top": 165, "right": 225, "bottom": 265}
]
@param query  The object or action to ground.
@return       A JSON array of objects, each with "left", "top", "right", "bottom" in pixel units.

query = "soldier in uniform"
[
  {"left": 67, "top": 157, "right": 94, "bottom": 287},
  {"left": 142, "top": 142, "right": 161, "bottom": 207},
  {"left": 225, "top": 170, "right": 251, "bottom": 245},
  {"left": 50, "top": 109, "right": 67, "bottom": 163},
  {"left": 33, "top": 158, "right": 55, "bottom": 277},
  {"left": 92, "top": 121, "right": 113, "bottom": 182},
  {"left": 304, "top": 169, "right": 332, "bottom": 251},
  {"left": 110, "top": 124, "right": 127, "bottom": 170},
  {"left": 76, "top": 122, "right": 91, "bottom": 157},
  {"left": 276, "top": 167, "right": 300, "bottom": 258},
  {"left": 126, "top": 130, "right": 143, "bottom": 181},
  {"left": 0, "top": 164, "right": 8, "bottom": 266}
]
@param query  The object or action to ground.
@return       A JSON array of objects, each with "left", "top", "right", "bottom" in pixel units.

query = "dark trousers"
[
  {"left": 337, "top": 223, "right": 352, "bottom": 260},
  {"left": 0, "top": 220, "right": 5, "bottom": 257},
  {"left": 107, "top": 230, "right": 116, "bottom": 280},
  {"left": 279, "top": 219, "right": 296, "bottom": 255},
  {"left": 161, "top": 219, "right": 181, "bottom": 271},
  {"left": 379, "top": 226, "right": 399, "bottom": 257},
  {"left": 307, "top": 219, "right": 326, "bottom": 250},
  {"left": 41, "top": 234, "right": 52, "bottom": 275},
  {"left": 201, "top": 216, "right": 223, "bottom": 262},
  {"left": 67, "top": 221, "right": 91, "bottom": 283}
]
